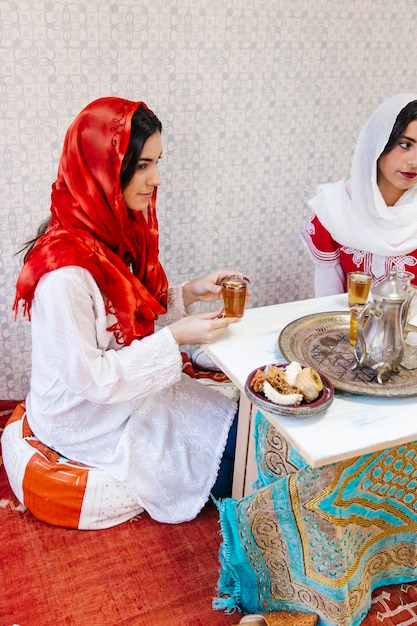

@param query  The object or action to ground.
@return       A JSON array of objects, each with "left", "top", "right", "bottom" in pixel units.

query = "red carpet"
[{"left": 1, "top": 399, "right": 416, "bottom": 626}]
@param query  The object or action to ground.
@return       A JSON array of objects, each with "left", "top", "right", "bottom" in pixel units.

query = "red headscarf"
[{"left": 14, "top": 97, "right": 168, "bottom": 345}]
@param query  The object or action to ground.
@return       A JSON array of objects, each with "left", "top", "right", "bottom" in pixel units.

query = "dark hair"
[
  {"left": 17, "top": 217, "right": 51, "bottom": 261},
  {"left": 120, "top": 104, "right": 162, "bottom": 190},
  {"left": 18, "top": 104, "right": 162, "bottom": 261},
  {"left": 380, "top": 99, "right": 417, "bottom": 156}
]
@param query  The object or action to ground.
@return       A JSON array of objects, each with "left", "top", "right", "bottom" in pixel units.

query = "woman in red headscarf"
[{"left": 13, "top": 97, "right": 242, "bottom": 524}]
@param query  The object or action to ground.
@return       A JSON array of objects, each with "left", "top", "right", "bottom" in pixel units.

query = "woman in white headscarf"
[{"left": 300, "top": 93, "right": 417, "bottom": 296}]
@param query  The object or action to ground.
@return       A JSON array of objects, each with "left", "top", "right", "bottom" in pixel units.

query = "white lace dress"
[{"left": 26, "top": 266, "right": 237, "bottom": 523}]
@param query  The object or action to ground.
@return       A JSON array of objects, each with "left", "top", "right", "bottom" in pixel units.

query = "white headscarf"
[{"left": 308, "top": 93, "right": 417, "bottom": 256}]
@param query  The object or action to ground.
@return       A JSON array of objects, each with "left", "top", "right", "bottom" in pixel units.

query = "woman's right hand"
[{"left": 169, "top": 308, "right": 241, "bottom": 346}]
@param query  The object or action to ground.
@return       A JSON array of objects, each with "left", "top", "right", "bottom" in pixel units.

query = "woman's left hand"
[{"left": 183, "top": 269, "right": 251, "bottom": 307}]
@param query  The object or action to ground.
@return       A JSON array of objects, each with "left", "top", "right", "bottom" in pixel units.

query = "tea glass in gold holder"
[{"left": 349, "top": 303, "right": 369, "bottom": 345}]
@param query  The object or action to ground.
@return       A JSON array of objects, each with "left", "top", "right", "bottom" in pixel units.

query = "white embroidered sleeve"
[
  {"left": 156, "top": 284, "right": 200, "bottom": 326},
  {"left": 314, "top": 264, "right": 346, "bottom": 297},
  {"left": 30, "top": 267, "right": 183, "bottom": 404}
]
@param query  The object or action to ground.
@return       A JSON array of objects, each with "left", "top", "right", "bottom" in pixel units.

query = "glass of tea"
[
  {"left": 221, "top": 275, "right": 251, "bottom": 317},
  {"left": 347, "top": 272, "right": 372, "bottom": 307}
]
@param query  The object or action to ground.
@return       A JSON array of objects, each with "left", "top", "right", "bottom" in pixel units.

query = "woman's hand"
[
  {"left": 169, "top": 308, "right": 241, "bottom": 346},
  {"left": 182, "top": 269, "right": 251, "bottom": 307}
]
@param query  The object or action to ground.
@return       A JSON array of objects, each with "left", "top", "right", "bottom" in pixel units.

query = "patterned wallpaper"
[{"left": 1, "top": 0, "right": 417, "bottom": 398}]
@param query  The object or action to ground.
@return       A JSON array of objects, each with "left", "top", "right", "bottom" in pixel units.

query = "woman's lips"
[{"left": 400, "top": 171, "right": 417, "bottom": 179}]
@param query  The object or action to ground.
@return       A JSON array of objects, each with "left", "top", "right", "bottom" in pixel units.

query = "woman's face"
[
  {"left": 122, "top": 132, "right": 162, "bottom": 212},
  {"left": 377, "top": 120, "right": 417, "bottom": 205}
]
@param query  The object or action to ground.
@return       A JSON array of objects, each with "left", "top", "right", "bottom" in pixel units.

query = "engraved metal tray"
[{"left": 278, "top": 311, "right": 417, "bottom": 397}]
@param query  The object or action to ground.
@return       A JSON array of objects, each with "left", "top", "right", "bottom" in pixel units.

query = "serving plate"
[
  {"left": 245, "top": 363, "right": 334, "bottom": 417},
  {"left": 278, "top": 311, "right": 417, "bottom": 397}
]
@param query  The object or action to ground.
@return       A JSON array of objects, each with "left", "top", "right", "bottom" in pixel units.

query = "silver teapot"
[{"left": 353, "top": 268, "right": 408, "bottom": 383}]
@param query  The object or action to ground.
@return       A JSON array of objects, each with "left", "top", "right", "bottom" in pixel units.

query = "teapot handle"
[{"left": 355, "top": 302, "right": 375, "bottom": 362}]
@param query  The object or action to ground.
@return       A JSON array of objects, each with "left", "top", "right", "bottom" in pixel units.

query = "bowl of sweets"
[{"left": 245, "top": 361, "right": 334, "bottom": 417}]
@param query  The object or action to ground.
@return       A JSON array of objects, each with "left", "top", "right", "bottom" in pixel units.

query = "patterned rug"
[
  {"left": 0, "top": 398, "right": 241, "bottom": 626},
  {"left": 362, "top": 584, "right": 417, "bottom": 625},
  {"left": 1, "top": 395, "right": 417, "bottom": 626}
]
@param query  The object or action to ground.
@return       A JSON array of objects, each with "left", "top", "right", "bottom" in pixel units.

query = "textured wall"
[{"left": 1, "top": 0, "right": 417, "bottom": 398}]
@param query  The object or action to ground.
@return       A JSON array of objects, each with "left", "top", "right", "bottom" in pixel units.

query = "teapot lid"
[{"left": 371, "top": 267, "right": 408, "bottom": 302}]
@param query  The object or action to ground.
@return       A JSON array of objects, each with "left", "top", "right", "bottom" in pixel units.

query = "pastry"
[
  {"left": 284, "top": 361, "right": 303, "bottom": 387},
  {"left": 296, "top": 367, "right": 323, "bottom": 402},
  {"left": 263, "top": 381, "right": 303, "bottom": 406}
]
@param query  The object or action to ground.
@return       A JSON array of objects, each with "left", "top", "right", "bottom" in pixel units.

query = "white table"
[{"left": 203, "top": 294, "right": 417, "bottom": 498}]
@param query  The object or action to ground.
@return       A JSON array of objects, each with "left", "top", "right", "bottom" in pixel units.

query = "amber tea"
[
  {"left": 347, "top": 272, "right": 372, "bottom": 307},
  {"left": 221, "top": 275, "right": 250, "bottom": 317}
]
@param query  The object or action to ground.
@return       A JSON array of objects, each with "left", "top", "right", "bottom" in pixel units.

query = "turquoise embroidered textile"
[{"left": 214, "top": 411, "right": 417, "bottom": 626}]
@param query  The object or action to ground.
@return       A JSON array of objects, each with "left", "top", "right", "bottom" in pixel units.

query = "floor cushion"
[{"left": 1, "top": 402, "right": 143, "bottom": 529}]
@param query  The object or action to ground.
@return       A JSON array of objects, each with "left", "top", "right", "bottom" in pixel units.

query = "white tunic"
[{"left": 26, "top": 266, "right": 236, "bottom": 523}]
